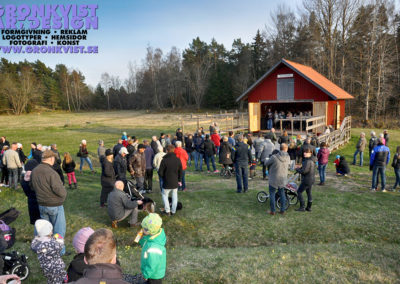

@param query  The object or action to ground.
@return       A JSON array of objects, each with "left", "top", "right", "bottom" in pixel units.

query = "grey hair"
[
  {"left": 237, "top": 135, "right": 244, "bottom": 142},
  {"left": 175, "top": 141, "right": 182, "bottom": 147},
  {"left": 379, "top": 133, "right": 384, "bottom": 138},
  {"left": 371, "top": 131, "right": 376, "bottom": 136}
]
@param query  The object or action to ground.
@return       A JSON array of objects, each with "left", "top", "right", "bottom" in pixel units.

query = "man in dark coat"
[
  {"left": 193, "top": 131, "right": 204, "bottom": 171},
  {"left": 185, "top": 134, "right": 195, "bottom": 167},
  {"left": 143, "top": 140, "right": 155, "bottom": 193},
  {"left": 32, "top": 144, "right": 43, "bottom": 163},
  {"left": 219, "top": 137, "right": 233, "bottom": 167},
  {"left": 21, "top": 159, "right": 40, "bottom": 224},
  {"left": 128, "top": 144, "right": 146, "bottom": 193},
  {"left": 295, "top": 148, "right": 316, "bottom": 212},
  {"left": 264, "top": 128, "right": 277, "bottom": 143},
  {"left": 100, "top": 149, "right": 116, "bottom": 207},
  {"left": 159, "top": 145, "right": 182, "bottom": 216},
  {"left": 113, "top": 139, "right": 124, "bottom": 158},
  {"left": 113, "top": 147, "right": 128, "bottom": 185},
  {"left": 369, "top": 131, "right": 378, "bottom": 158},
  {"left": 232, "top": 135, "right": 252, "bottom": 193}
]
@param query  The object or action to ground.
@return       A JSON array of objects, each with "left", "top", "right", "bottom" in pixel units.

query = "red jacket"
[
  {"left": 211, "top": 133, "right": 221, "bottom": 147},
  {"left": 174, "top": 147, "right": 189, "bottom": 170}
]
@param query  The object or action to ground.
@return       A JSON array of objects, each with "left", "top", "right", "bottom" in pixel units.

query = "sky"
[{"left": 0, "top": 0, "right": 301, "bottom": 87}]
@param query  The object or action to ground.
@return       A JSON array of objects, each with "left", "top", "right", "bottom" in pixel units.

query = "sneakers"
[
  {"left": 370, "top": 188, "right": 376, "bottom": 192},
  {"left": 162, "top": 211, "right": 171, "bottom": 216},
  {"left": 213, "top": 170, "right": 219, "bottom": 173},
  {"left": 382, "top": 189, "right": 387, "bottom": 192},
  {"left": 268, "top": 211, "right": 276, "bottom": 215}
]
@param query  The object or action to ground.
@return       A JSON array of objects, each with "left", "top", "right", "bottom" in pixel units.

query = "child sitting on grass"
[
  {"left": 62, "top": 152, "right": 77, "bottom": 189},
  {"left": 139, "top": 213, "right": 166, "bottom": 284},
  {"left": 336, "top": 156, "right": 350, "bottom": 176},
  {"left": 31, "top": 219, "right": 67, "bottom": 284}
]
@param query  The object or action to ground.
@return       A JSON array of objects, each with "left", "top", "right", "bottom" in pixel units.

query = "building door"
[
  {"left": 313, "top": 102, "right": 327, "bottom": 133},
  {"left": 248, "top": 102, "right": 261, "bottom": 132},
  {"left": 277, "top": 78, "right": 294, "bottom": 101}
]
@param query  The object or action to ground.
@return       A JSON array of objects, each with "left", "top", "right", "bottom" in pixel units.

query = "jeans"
[
  {"left": 179, "top": 170, "right": 186, "bottom": 190},
  {"left": 353, "top": 150, "right": 364, "bottom": 166},
  {"left": 38, "top": 205, "right": 66, "bottom": 255},
  {"left": 187, "top": 151, "right": 195, "bottom": 167},
  {"left": 290, "top": 160, "right": 295, "bottom": 171},
  {"left": 204, "top": 155, "right": 216, "bottom": 171},
  {"left": 67, "top": 172, "right": 77, "bottom": 185},
  {"left": 144, "top": 169, "right": 153, "bottom": 191},
  {"left": 394, "top": 168, "right": 400, "bottom": 189},
  {"left": 194, "top": 151, "right": 203, "bottom": 171},
  {"left": 8, "top": 168, "right": 18, "bottom": 189},
  {"left": 297, "top": 183, "right": 312, "bottom": 204},
  {"left": 269, "top": 185, "right": 286, "bottom": 213},
  {"left": 267, "top": 119, "right": 273, "bottom": 130},
  {"left": 235, "top": 164, "right": 248, "bottom": 192},
  {"left": 80, "top": 157, "right": 93, "bottom": 171},
  {"left": 318, "top": 164, "right": 327, "bottom": 183},
  {"left": 136, "top": 176, "right": 145, "bottom": 191},
  {"left": 372, "top": 165, "right": 386, "bottom": 190},
  {"left": 162, "top": 188, "right": 178, "bottom": 214}
]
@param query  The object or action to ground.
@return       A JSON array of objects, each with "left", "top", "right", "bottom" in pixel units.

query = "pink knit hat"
[{"left": 73, "top": 227, "right": 95, "bottom": 253}]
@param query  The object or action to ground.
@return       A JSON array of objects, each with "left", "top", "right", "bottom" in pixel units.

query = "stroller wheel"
[
  {"left": 257, "top": 191, "right": 269, "bottom": 203},
  {"left": 11, "top": 263, "right": 30, "bottom": 281}
]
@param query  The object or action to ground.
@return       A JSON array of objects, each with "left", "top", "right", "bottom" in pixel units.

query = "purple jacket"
[
  {"left": 145, "top": 146, "right": 155, "bottom": 170},
  {"left": 317, "top": 147, "right": 330, "bottom": 165}
]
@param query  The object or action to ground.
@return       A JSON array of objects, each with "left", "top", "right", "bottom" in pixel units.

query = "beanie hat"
[
  {"left": 35, "top": 219, "right": 53, "bottom": 237},
  {"left": 141, "top": 213, "right": 162, "bottom": 235},
  {"left": 17, "top": 143, "right": 22, "bottom": 149},
  {"left": 105, "top": 149, "right": 113, "bottom": 156},
  {"left": 123, "top": 132, "right": 127, "bottom": 136},
  {"left": 119, "top": 147, "right": 128, "bottom": 155},
  {"left": 81, "top": 139, "right": 87, "bottom": 145},
  {"left": 336, "top": 155, "right": 340, "bottom": 159},
  {"left": 73, "top": 227, "right": 95, "bottom": 253}
]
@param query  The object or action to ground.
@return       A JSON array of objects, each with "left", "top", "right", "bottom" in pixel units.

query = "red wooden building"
[{"left": 236, "top": 59, "right": 354, "bottom": 133}]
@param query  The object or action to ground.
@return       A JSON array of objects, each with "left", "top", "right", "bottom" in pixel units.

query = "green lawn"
[{"left": 0, "top": 111, "right": 399, "bottom": 283}]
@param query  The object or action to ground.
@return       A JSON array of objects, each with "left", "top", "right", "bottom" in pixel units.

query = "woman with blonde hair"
[{"left": 62, "top": 152, "right": 77, "bottom": 189}]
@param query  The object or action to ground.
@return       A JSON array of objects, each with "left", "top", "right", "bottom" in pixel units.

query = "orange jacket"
[{"left": 174, "top": 147, "right": 189, "bottom": 171}]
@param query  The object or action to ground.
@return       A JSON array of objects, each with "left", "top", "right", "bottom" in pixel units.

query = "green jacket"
[{"left": 139, "top": 228, "right": 166, "bottom": 280}]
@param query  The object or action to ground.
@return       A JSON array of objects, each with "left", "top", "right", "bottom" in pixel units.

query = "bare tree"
[
  {"left": 0, "top": 67, "right": 40, "bottom": 115},
  {"left": 101, "top": 72, "right": 111, "bottom": 110}
]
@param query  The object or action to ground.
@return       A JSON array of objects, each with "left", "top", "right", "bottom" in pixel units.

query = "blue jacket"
[
  {"left": 193, "top": 135, "right": 204, "bottom": 153},
  {"left": 370, "top": 144, "right": 390, "bottom": 166}
]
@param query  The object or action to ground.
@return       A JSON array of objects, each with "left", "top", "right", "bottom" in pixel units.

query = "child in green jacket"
[{"left": 139, "top": 213, "right": 166, "bottom": 283}]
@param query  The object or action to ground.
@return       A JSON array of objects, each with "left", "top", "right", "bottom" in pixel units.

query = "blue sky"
[{"left": 0, "top": 0, "right": 301, "bottom": 87}]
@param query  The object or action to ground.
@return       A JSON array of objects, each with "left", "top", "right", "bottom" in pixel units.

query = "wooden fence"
[
  {"left": 317, "top": 116, "right": 352, "bottom": 151},
  {"left": 180, "top": 110, "right": 248, "bottom": 134}
]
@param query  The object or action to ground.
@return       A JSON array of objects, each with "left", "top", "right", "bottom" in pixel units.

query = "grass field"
[{"left": 0, "top": 111, "right": 399, "bottom": 283}]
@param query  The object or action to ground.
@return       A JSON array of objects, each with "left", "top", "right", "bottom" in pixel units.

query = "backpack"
[{"left": 0, "top": 221, "right": 15, "bottom": 251}]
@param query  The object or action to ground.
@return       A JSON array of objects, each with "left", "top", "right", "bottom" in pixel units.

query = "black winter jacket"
[
  {"left": 185, "top": 137, "right": 195, "bottom": 153},
  {"left": 68, "top": 263, "right": 128, "bottom": 284},
  {"left": 232, "top": 142, "right": 252, "bottom": 166},
  {"left": 219, "top": 142, "right": 233, "bottom": 165},
  {"left": 278, "top": 135, "right": 290, "bottom": 145},
  {"left": 392, "top": 153, "right": 400, "bottom": 169},
  {"left": 159, "top": 152, "right": 182, "bottom": 189},
  {"left": 32, "top": 149, "right": 42, "bottom": 163},
  {"left": 204, "top": 140, "right": 216, "bottom": 157},
  {"left": 338, "top": 157, "right": 350, "bottom": 174},
  {"left": 113, "top": 154, "right": 127, "bottom": 181},
  {"left": 62, "top": 160, "right": 76, "bottom": 173},
  {"left": 102, "top": 159, "right": 116, "bottom": 188},
  {"left": 296, "top": 157, "right": 316, "bottom": 186}
]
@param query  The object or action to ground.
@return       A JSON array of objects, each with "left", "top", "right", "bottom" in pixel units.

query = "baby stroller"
[
  {"left": 220, "top": 165, "right": 234, "bottom": 179},
  {"left": 0, "top": 208, "right": 30, "bottom": 281},
  {"left": 257, "top": 173, "right": 299, "bottom": 210},
  {"left": 126, "top": 180, "right": 155, "bottom": 213}
]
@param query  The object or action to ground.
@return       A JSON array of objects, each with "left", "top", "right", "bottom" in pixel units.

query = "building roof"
[{"left": 236, "top": 59, "right": 354, "bottom": 102}]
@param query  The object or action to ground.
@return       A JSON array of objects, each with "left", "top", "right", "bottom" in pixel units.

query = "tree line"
[{"left": 0, "top": 0, "right": 399, "bottom": 122}]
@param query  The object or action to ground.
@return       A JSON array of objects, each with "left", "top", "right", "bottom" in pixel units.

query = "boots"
[
  {"left": 74, "top": 183, "right": 77, "bottom": 189},
  {"left": 295, "top": 200, "right": 305, "bottom": 212},
  {"left": 69, "top": 184, "right": 72, "bottom": 190},
  {"left": 306, "top": 201, "right": 312, "bottom": 212}
]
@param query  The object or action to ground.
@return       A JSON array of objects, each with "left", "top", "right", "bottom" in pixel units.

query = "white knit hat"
[
  {"left": 81, "top": 139, "right": 87, "bottom": 144},
  {"left": 17, "top": 143, "right": 22, "bottom": 148},
  {"left": 35, "top": 219, "right": 53, "bottom": 237},
  {"left": 119, "top": 147, "right": 128, "bottom": 155}
]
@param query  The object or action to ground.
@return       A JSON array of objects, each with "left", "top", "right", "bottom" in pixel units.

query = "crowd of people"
[
  {"left": 0, "top": 124, "right": 398, "bottom": 283},
  {"left": 264, "top": 109, "right": 314, "bottom": 130}
]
